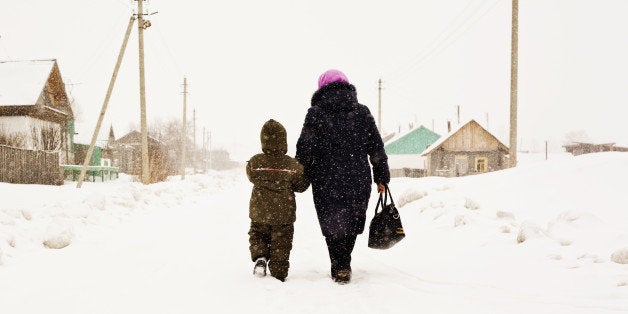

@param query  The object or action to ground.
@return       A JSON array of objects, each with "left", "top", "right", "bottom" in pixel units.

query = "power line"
[
  {"left": 75, "top": 13, "right": 129, "bottom": 81},
  {"left": 153, "top": 23, "right": 184, "bottom": 76},
  {"left": 384, "top": 0, "right": 477, "bottom": 80},
  {"left": 146, "top": 28, "right": 177, "bottom": 77},
  {"left": 393, "top": 0, "right": 502, "bottom": 84},
  {"left": 390, "top": 0, "right": 505, "bottom": 84}
]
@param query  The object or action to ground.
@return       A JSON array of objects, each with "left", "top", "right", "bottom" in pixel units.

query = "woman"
[{"left": 296, "top": 69, "right": 390, "bottom": 284}]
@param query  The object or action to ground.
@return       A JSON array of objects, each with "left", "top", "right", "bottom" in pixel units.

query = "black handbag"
[{"left": 368, "top": 185, "right": 405, "bottom": 249}]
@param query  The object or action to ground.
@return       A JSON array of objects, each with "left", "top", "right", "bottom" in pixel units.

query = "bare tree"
[
  {"left": 0, "top": 129, "right": 27, "bottom": 148},
  {"left": 31, "top": 126, "right": 61, "bottom": 151},
  {"left": 563, "top": 130, "right": 589, "bottom": 145}
]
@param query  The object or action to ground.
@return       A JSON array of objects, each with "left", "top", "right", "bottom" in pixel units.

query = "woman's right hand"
[{"left": 377, "top": 183, "right": 386, "bottom": 194}]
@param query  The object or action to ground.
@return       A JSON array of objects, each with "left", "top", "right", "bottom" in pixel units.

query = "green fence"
[{"left": 63, "top": 165, "right": 119, "bottom": 182}]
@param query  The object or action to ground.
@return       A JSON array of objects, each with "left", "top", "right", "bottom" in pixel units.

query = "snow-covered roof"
[
  {"left": 115, "top": 130, "right": 162, "bottom": 145},
  {"left": 421, "top": 119, "right": 471, "bottom": 156},
  {"left": 0, "top": 60, "right": 56, "bottom": 106},
  {"left": 421, "top": 119, "right": 507, "bottom": 156}
]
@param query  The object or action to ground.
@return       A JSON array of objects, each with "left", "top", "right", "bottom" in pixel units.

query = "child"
[{"left": 246, "top": 119, "right": 309, "bottom": 282}]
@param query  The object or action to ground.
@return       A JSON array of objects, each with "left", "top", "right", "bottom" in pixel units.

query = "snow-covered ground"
[{"left": 1, "top": 152, "right": 627, "bottom": 313}]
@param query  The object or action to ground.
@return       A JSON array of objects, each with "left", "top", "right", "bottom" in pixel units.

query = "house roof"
[
  {"left": 115, "top": 131, "right": 161, "bottom": 145},
  {"left": 384, "top": 125, "right": 441, "bottom": 155},
  {"left": 564, "top": 141, "right": 628, "bottom": 149},
  {"left": 0, "top": 60, "right": 56, "bottom": 106},
  {"left": 421, "top": 119, "right": 508, "bottom": 156}
]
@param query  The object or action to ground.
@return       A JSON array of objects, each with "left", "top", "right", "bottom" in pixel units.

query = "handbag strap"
[
  {"left": 375, "top": 192, "right": 383, "bottom": 214},
  {"left": 385, "top": 185, "right": 395, "bottom": 206},
  {"left": 374, "top": 184, "right": 394, "bottom": 215}
]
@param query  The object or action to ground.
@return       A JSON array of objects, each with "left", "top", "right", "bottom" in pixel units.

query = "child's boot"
[{"left": 253, "top": 257, "right": 267, "bottom": 277}]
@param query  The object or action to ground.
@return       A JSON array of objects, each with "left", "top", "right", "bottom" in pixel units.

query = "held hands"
[{"left": 377, "top": 183, "right": 386, "bottom": 194}]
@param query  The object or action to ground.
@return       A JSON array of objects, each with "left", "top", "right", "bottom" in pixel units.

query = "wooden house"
[
  {"left": 206, "top": 149, "right": 241, "bottom": 170},
  {"left": 421, "top": 119, "right": 508, "bottom": 177},
  {"left": 563, "top": 142, "right": 628, "bottom": 156},
  {"left": 0, "top": 59, "right": 74, "bottom": 164},
  {"left": 108, "top": 130, "right": 161, "bottom": 174},
  {"left": 107, "top": 130, "right": 176, "bottom": 182},
  {"left": 384, "top": 125, "right": 441, "bottom": 177}
]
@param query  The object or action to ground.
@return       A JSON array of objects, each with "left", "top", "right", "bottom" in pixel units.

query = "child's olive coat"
[{"left": 247, "top": 119, "right": 310, "bottom": 225}]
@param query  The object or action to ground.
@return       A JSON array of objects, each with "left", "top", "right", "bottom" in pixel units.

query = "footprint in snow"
[
  {"left": 464, "top": 198, "right": 479, "bottom": 210},
  {"left": 496, "top": 211, "right": 515, "bottom": 220},
  {"left": 578, "top": 254, "right": 605, "bottom": 263}
]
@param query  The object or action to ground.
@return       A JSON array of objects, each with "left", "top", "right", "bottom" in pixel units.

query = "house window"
[{"left": 475, "top": 157, "right": 488, "bottom": 172}]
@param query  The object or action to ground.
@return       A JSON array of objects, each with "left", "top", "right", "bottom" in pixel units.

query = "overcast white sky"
[{"left": 1, "top": 0, "right": 627, "bottom": 161}]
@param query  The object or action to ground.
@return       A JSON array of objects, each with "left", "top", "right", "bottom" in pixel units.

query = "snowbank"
[
  {"left": 0, "top": 170, "right": 239, "bottom": 266},
  {"left": 392, "top": 152, "right": 628, "bottom": 301},
  {"left": 611, "top": 248, "right": 628, "bottom": 264}
]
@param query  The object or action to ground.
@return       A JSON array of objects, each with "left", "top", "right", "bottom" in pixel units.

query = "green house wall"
[{"left": 73, "top": 143, "right": 102, "bottom": 166}]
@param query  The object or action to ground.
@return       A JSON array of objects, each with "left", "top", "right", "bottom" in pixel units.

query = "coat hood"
[
  {"left": 311, "top": 81, "right": 359, "bottom": 112},
  {"left": 261, "top": 119, "right": 287, "bottom": 156}
]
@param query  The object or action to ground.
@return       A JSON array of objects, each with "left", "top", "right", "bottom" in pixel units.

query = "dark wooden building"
[
  {"left": 106, "top": 131, "right": 175, "bottom": 181},
  {"left": 563, "top": 142, "right": 628, "bottom": 156},
  {"left": 421, "top": 120, "right": 509, "bottom": 177}
]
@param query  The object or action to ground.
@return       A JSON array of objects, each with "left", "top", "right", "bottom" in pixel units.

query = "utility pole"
[
  {"left": 208, "top": 131, "right": 212, "bottom": 170},
  {"left": 181, "top": 77, "right": 187, "bottom": 180},
  {"left": 77, "top": 17, "right": 135, "bottom": 188},
  {"left": 193, "top": 108, "right": 196, "bottom": 173},
  {"left": 137, "top": 0, "right": 150, "bottom": 184},
  {"left": 509, "top": 0, "right": 519, "bottom": 168},
  {"left": 545, "top": 140, "right": 548, "bottom": 161},
  {"left": 202, "top": 126, "right": 206, "bottom": 172},
  {"left": 377, "top": 78, "right": 382, "bottom": 133}
]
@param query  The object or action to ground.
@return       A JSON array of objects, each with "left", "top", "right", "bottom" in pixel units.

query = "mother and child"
[{"left": 246, "top": 69, "right": 390, "bottom": 284}]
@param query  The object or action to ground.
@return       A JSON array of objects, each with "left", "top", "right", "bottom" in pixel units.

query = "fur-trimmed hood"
[{"left": 311, "top": 81, "right": 359, "bottom": 113}]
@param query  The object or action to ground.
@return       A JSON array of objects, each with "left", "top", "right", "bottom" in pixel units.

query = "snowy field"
[{"left": 1, "top": 152, "right": 627, "bottom": 313}]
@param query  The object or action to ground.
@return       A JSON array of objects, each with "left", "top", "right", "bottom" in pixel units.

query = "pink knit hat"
[{"left": 317, "top": 69, "right": 349, "bottom": 88}]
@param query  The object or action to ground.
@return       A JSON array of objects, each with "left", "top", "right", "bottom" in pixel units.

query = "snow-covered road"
[{"left": 1, "top": 153, "right": 627, "bottom": 313}]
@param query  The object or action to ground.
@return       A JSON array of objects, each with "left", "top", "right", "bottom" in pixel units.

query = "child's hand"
[{"left": 377, "top": 183, "right": 386, "bottom": 194}]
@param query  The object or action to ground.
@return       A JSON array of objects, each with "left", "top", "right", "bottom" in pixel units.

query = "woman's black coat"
[{"left": 296, "top": 82, "right": 390, "bottom": 237}]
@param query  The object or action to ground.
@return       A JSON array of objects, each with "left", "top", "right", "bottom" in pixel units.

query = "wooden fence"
[
  {"left": 390, "top": 168, "right": 427, "bottom": 178},
  {"left": 0, "top": 145, "right": 62, "bottom": 185}
]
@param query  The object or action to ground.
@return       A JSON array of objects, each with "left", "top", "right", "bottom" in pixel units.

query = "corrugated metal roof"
[
  {"left": 384, "top": 125, "right": 441, "bottom": 155},
  {"left": 0, "top": 59, "right": 55, "bottom": 106}
]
